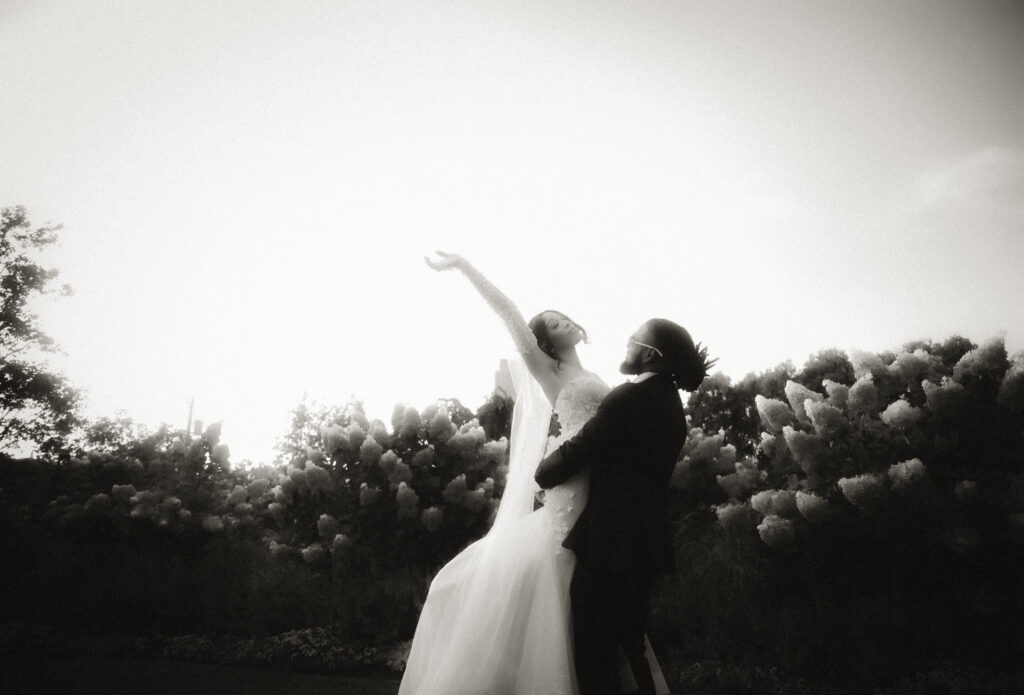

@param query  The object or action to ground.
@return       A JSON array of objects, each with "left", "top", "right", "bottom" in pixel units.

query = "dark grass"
[{"left": 1, "top": 654, "right": 402, "bottom": 695}]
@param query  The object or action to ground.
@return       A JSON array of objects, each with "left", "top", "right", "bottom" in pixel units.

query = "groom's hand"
[{"left": 534, "top": 447, "right": 567, "bottom": 490}]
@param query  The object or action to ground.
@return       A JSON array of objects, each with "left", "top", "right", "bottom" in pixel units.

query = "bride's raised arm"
[{"left": 426, "top": 251, "right": 559, "bottom": 400}]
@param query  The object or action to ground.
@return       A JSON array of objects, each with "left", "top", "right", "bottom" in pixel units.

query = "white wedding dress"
[{"left": 398, "top": 365, "right": 670, "bottom": 695}]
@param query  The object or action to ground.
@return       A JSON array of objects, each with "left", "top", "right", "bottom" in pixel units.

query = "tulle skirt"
[{"left": 397, "top": 504, "right": 669, "bottom": 695}]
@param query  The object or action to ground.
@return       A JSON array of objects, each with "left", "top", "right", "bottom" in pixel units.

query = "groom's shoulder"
[{"left": 601, "top": 380, "right": 639, "bottom": 407}]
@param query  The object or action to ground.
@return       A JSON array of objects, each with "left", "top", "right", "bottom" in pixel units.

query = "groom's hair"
[{"left": 645, "top": 318, "right": 715, "bottom": 390}]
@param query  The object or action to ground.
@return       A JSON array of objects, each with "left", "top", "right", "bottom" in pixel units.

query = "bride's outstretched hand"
[{"left": 424, "top": 250, "right": 466, "bottom": 272}]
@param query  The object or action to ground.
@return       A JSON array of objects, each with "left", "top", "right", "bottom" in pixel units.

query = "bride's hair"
[
  {"left": 646, "top": 319, "right": 717, "bottom": 391},
  {"left": 528, "top": 310, "right": 588, "bottom": 366}
]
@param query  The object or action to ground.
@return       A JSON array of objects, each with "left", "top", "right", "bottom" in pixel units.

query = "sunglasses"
[{"left": 627, "top": 338, "right": 663, "bottom": 357}]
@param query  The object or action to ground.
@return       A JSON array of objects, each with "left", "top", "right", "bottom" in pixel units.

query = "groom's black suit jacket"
[{"left": 535, "top": 373, "right": 687, "bottom": 576}]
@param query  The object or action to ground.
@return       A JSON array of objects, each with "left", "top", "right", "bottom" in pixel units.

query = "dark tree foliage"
[
  {"left": 687, "top": 362, "right": 794, "bottom": 454},
  {"left": 475, "top": 389, "right": 513, "bottom": 441},
  {"left": 0, "top": 206, "right": 81, "bottom": 458},
  {"left": 793, "top": 348, "right": 855, "bottom": 389},
  {"left": 275, "top": 395, "right": 349, "bottom": 465}
]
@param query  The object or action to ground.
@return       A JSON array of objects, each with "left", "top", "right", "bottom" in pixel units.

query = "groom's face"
[{"left": 619, "top": 327, "right": 652, "bottom": 375}]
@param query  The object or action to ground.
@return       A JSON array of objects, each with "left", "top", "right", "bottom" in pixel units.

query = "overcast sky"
[{"left": 2, "top": 0, "right": 1022, "bottom": 464}]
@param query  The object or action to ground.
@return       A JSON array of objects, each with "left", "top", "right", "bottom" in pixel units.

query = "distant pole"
[{"left": 186, "top": 396, "right": 195, "bottom": 437}]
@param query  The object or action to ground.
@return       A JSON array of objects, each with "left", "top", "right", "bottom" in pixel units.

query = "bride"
[{"left": 398, "top": 252, "right": 670, "bottom": 695}]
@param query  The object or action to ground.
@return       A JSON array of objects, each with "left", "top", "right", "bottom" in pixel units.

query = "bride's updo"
[
  {"left": 646, "top": 319, "right": 717, "bottom": 391},
  {"left": 528, "top": 310, "right": 588, "bottom": 363}
]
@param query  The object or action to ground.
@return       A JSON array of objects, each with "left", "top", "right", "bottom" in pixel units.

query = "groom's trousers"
[{"left": 570, "top": 563, "right": 656, "bottom": 695}]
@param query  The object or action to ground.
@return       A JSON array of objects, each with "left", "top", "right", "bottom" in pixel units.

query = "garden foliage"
[{"left": 2, "top": 335, "right": 1022, "bottom": 688}]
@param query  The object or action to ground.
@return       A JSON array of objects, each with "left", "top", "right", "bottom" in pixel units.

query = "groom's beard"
[{"left": 619, "top": 358, "right": 642, "bottom": 375}]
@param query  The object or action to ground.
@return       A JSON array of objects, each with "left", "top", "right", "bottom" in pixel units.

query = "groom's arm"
[{"left": 534, "top": 385, "right": 634, "bottom": 490}]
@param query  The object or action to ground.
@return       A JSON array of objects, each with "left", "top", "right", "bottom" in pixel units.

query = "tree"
[{"left": 0, "top": 206, "right": 81, "bottom": 458}]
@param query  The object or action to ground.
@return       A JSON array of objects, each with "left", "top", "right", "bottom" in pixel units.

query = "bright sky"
[{"left": 2, "top": 1, "right": 1022, "bottom": 465}]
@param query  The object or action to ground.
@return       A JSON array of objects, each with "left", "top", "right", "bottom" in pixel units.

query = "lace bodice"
[
  {"left": 553, "top": 372, "right": 611, "bottom": 440},
  {"left": 544, "top": 372, "right": 610, "bottom": 543}
]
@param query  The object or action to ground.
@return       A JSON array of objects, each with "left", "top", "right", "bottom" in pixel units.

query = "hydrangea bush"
[
  {"left": 3, "top": 336, "right": 1022, "bottom": 688},
  {"left": 660, "top": 336, "right": 1024, "bottom": 682}
]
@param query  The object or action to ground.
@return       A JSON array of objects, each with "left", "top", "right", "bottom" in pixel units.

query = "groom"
[{"left": 535, "top": 318, "right": 701, "bottom": 695}]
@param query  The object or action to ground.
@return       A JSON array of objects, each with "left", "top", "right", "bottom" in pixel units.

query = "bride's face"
[{"left": 540, "top": 311, "right": 583, "bottom": 350}]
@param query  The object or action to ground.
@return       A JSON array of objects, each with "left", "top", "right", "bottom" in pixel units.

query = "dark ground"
[{"left": 1, "top": 654, "right": 403, "bottom": 695}]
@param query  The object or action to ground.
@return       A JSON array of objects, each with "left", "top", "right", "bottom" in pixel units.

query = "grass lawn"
[{"left": 1, "top": 654, "right": 402, "bottom": 695}]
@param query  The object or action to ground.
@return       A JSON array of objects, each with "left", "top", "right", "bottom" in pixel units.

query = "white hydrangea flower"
[
  {"left": 754, "top": 395, "right": 796, "bottom": 432},
  {"left": 321, "top": 424, "right": 347, "bottom": 455},
  {"left": 714, "top": 444, "right": 737, "bottom": 475},
  {"left": 888, "top": 458, "right": 927, "bottom": 490},
  {"left": 889, "top": 349, "right": 939, "bottom": 384},
  {"left": 691, "top": 430, "right": 725, "bottom": 464},
  {"left": 850, "top": 349, "right": 888, "bottom": 380},
  {"left": 130, "top": 489, "right": 160, "bottom": 506},
  {"left": 953, "top": 338, "right": 1008, "bottom": 383},
  {"left": 671, "top": 458, "right": 694, "bottom": 489},
  {"left": 86, "top": 493, "right": 111, "bottom": 511},
  {"left": 288, "top": 466, "right": 308, "bottom": 490},
  {"left": 202, "top": 515, "right": 224, "bottom": 532},
  {"left": 359, "top": 483, "right": 380, "bottom": 507},
  {"left": 880, "top": 400, "right": 923, "bottom": 429},
  {"left": 331, "top": 533, "right": 353, "bottom": 554},
  {"left": 448, "top": 420, "right": 486, "bottom": 459},
  {"left": 111, "top": 484, "right": 136, "bottom": 503},
  {"left": 378, "top": 449, "right": 399, "bottom": 473},
  {"left": 411, "top": 446, "right": 435, "bottom": 469},
  {"left": 997, "top": 363, "right": 1024, "bottom": 414},
  {"left": 463, "top": 488, "right": 487, "bottom": 513},
  {"left": 369, "top": 419, "right": 391, "bottom": 449},
  {"left": 716, "top": 473, "right": 744, "bottom": 500},
  {"left": 317, "top": 514, "right": 339, "bottom": 540},
  {"left": 922, "top": 378, "right": 968, "bottom": 417},
  {"left": 346, "top": 422, "right": 367, "bottom": 451},
  {"left": 750, "top": 489, "right": 797, "bottom": 517},
  {"left": 226, "top": 485, "right": 248, "bottom": 505},
  {"left": 782, "top": 426, "right": 825, "bottom": 473},
  {"left": 391, "top": 406, "right": 421, "bottom": 440},
  {"left": 158, "top": 496, "right": 182, "bottom": 512},
  {"left": 301, "top": 544, "right": 327, "bottom": 565},
  {"left": 822, "top": 380, "right": 849, "bottom": 410},
  {"left": 387, "top": 461, "right": 413, "bottom": 487},
  {"left": 784, "top": 381, "right": 824, "bottom": 423},
  {"left": 954, "top": 480, "right": 978, "bottom": 503},
  {"left": 795, "top": 491, "right": 829, "bottom": 522},
  {"left": 715, "top": 501, "right": 753, "bottom": 532},
  {"left": 478, "top": 437, "right": 508, "bottom": 465},
  {"left": 443, "top": 474, "right": 467, "bottom": 505},
  {"left": 247, "top": 479, "right": 270, "bottom": 498},
  {"left": 757, "top": 515, "right": 795, "bottom": 548},
  {"left": 305, "top": 465, "right": 334, "bottom": 494},
  {"left": 717, "top": 457, "right": 765, "bottom": 501},
  {"left": 426, "top": 407, "right": 455, "bottom": 443},
  {"left": 756, "top": 432, "right": 787, "bottom": 460},
  {"left": 421, "top": 506, "right": 443, "bottom": 532},
  {"left": 805, "top": 400, "right": 848, "bottom": 439},
  {"left": 268, "top": 502, "right": 285, "bottom": 519},
  {"left": 359, "top": 435, "right": 384, "bottom": 466},
  {"left": 838, "top": 473, "right": 888, "bottom": 510},
  {"left": 847, "top": 375, "right": 879, "bottom": 415},
  {"left": 396, "top": 482, "right": 419, "bottom": 518}
]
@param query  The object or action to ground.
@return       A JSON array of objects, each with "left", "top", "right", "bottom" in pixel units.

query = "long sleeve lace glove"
[{"left": 426, "top": 252, "right": 537, "bottom": 355}]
